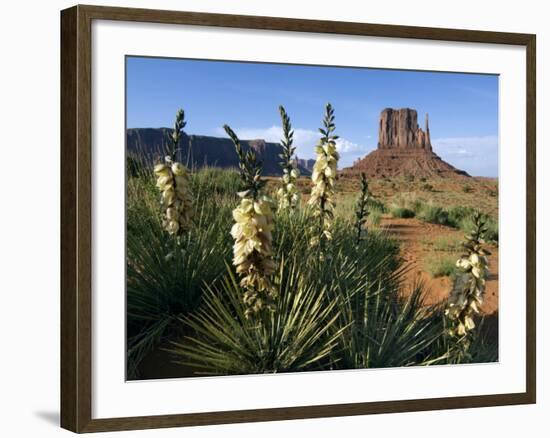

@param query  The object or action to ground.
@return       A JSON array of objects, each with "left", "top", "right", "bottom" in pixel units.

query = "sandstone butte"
[{"left": 344, "top": 108, "right": 469, "bottom": 179}]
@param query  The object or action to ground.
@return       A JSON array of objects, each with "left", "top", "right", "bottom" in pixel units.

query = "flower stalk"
[
  {"left": 224, "top": 124, "right": 277, "bottom": 318},
  {"left": 154, "top": 109, "right": 193, "bottom": 236},
  {"left": 446, "top": 211, "right": 491, "bottom": 338},
  {"left": 354, "top": 173, "right": 370, "bottom": 245},
  {"left": 276, "top": 105, "right": 300, "bottom": 211},
  {"left": 308, "top": 103, "right": 339, "bottom": 253}
]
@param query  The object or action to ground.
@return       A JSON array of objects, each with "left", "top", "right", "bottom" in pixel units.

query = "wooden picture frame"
[{"left": 60, "top": 4, "right": 536, "bottom": 433}]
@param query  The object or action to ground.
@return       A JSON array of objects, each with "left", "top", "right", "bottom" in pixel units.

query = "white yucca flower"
[
  {"left": 277, "top": 168, "right": 300, "bottom": 211},
  {"left": 231, "top": 196, "right": 277, "bottom": 316},
  {"left": 446, "top": 212, "right": 491, "bottom": 337},
  {"left": 277, "top": 106, "right": 300, "bottom": 211},
  {"left": 153, "top": 108, "right": 193, "bottom": 236},
  {"left": 308, "top": 103, "right": 339, "bottom": 250},
  {"left": 154, "top": 160, "right": 193, "bottom": 235},
  {"left": 224, "top": 124, "right": 277, "bottom": 318}
]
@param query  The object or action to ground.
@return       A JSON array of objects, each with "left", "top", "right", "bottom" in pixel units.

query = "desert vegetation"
[{"left": 126, "top": 105, "right": 498, "bottom": 380}]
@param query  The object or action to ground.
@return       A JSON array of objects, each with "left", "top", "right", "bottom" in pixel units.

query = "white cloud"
[
  {"left": 432, "top": 135, "right": 498, "bottom": 177},
  {"left": 433, "top": 135, "right": 498, "bottom": 150},
  {"left": 217, "top": 125, "right": 373, "bottom": 167}
]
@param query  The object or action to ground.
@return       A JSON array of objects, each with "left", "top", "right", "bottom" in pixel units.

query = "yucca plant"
[
  {"left": 170, "top": 258, "right": 345, "bottom": 375},
  {"left": 126, "top": 169, "right": 234, "bottom": 378},
  {"left": 308, "top": 218, "right": 443, "bottom": 370},
  {"left": 445, "top": 211, "right": 492, "bottom": 360},
  {"left": 224, "top": 124, "right": 277, "bottom": 318},
  {"left": 332, "top": 273, "right": 447, "bottom": 369},
  {"left": 446, "top": 212, "right": 491, "bottom": 336},
  {"left": 154, "top": 108, "right": 194, "bottom": 237},
  {"left": 308, "top": 103, "right": 339, "bottom": 255},
  {"left": 276, "top": 105, "right": 300, "bottom": 211},
  {"left": 428, "top": 307, "right": 498, "bottom": 365}
]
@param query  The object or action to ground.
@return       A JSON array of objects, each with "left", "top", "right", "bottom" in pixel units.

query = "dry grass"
[{"left": 336, "top": 175, "right": 498, "bottom": 219}]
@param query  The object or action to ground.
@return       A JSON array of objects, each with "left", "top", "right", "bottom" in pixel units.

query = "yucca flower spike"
[
  {"left": 154, "top": 108, "right": 193, "bottom": 236},
  {"left": 354, "top": 172, "right": 370, "bottom": 245},
  {"left": 308, "top": 103, "right": 339, "bottom": 253},
  {"left": 224, "top": 124, "right": 277, "bottom": 318},
  {"left": 446, "top": 211, "right": 491, "bottom": 338},
  {"left": 277, "top": 105, "right": 300, "bottom": 211}
]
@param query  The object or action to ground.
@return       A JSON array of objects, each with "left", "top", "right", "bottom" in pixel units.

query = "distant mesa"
[
  {"left": 344, "top": 108, "right": 469, "bottom": 178},
  {"left": 127, "top": 108, "right": 468, "bottom": 179},
  {"left": 297, "top": 157, "right": 316, "bottom": 172},
  {"left": 126, "top": 128, "right": 312, "bottom": 176}
]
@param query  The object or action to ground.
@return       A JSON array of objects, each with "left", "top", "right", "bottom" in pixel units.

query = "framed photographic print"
[{"left": 60, "top": 4, "right": 536, "bottom": 433}]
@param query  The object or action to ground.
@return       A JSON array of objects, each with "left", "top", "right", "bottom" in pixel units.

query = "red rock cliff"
[{"left": 378, "top": 108, "right": 432, "bottom": 151}]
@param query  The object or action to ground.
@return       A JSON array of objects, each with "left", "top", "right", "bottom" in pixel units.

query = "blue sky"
[{"left": 126, "top": 57, "right": 499, "bottom": 176}]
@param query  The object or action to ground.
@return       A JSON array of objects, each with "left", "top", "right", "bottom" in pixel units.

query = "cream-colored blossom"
[
  {"left": 231, "top": 195, "right": 276, "bottom": 317},
  {"left": 278, "top": 161, "right": 300, "bottom": 211},
  {"left": 154, "top": 159, "right": 193, "bottom": 235},
  {"left": 308, "top": 123, "right": 339, "bottom": 249},
  {"left": 277, "top": 106, "right": 300, "bottom": 212},
  {"left": 445, "top": 213, "right": 491, "bottom": 338}
]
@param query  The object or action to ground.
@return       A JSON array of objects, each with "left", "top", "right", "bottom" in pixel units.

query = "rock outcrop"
[
  {"left": 126, "top": 128, "right": 312, "bottom": 176},
  {"left": 378, "top": 108, "right": 432, "bottom": 151},
  {"left": 344, "top": 108, "right": 468, "bottom": 178},
  {"left": 296, "top": 158, "right": 316, "bottom": 172}
]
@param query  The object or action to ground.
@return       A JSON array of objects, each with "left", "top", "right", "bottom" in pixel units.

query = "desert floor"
[{"left": 380, "top": 215, "right": 498, "bottom": 315}]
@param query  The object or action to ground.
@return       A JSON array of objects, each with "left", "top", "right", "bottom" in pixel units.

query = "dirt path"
[{"left": 380, "top": 216, "right": 499, "bottom": 315}]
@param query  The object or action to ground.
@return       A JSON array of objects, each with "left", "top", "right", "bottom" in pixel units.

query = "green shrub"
[
  {"left": 424, "top": 254, "right": 457, "bottom": 278},
  {"left": 417, "top": 204, "right": 449, "bottom": 225},
  {"left": 391, "top": 192, "right": 421, "bottom": 214},
  {"left": 418, "top": 205, "right": 499, "bottom": 243},
  {"left": 447, "top": 206, "right": 475, "bottom": 228},
  {"left": 390, "top": 207, "right": 415, "bottom": 218}
]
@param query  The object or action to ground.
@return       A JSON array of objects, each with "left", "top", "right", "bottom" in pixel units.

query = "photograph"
[{"left": 125, "top": 56, "right": 499, "bottom": 380}]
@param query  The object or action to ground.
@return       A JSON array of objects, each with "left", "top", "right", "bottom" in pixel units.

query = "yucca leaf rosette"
[
  {"left": 308, "top": 103, "right": 339, "bottom": 251},
  {"left": 446, "top": 211, "right": 491, "bottom": 337},
  {"left": 277, "top": 105, "right": 300, "bottom": 211}
]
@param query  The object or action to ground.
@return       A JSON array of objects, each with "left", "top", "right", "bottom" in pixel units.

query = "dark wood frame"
[{"left": 61, "top": 4, "right": 536, "bottom": 433}]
